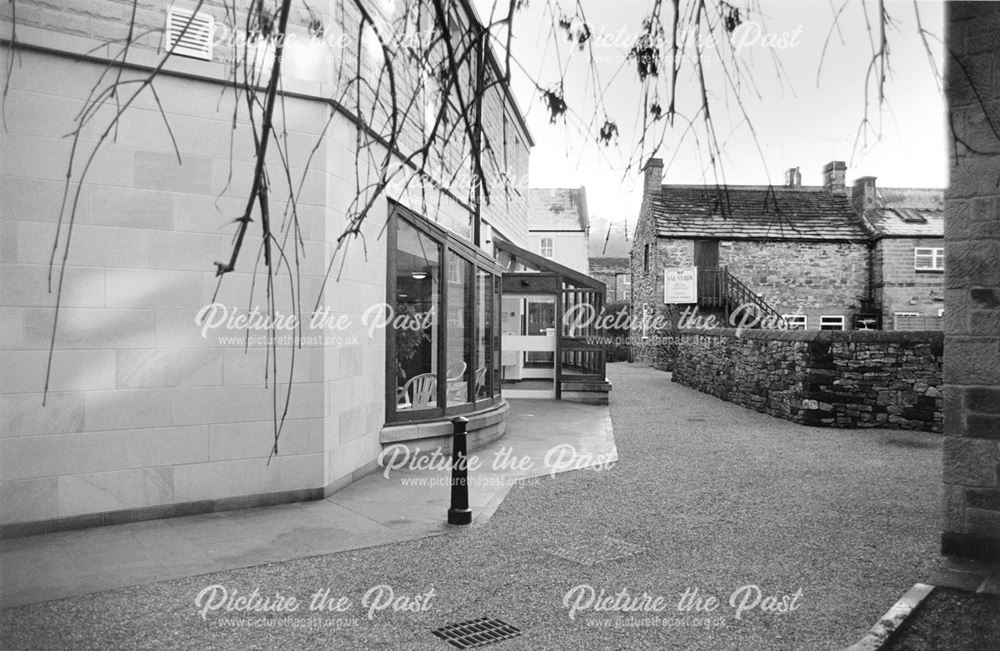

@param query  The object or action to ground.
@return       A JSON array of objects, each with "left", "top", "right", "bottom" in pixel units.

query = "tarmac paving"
[
  {"left": 0, "top": 363, "right": 943, "bottom": 650},
  {"left": 0, "top": 399, "right": 616, "bottom": 609}
]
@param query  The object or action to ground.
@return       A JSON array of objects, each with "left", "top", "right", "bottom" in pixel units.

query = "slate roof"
[
  {"left": 589, "top": 257, "right": 629, "bottom": 274},
  {"left": 589, "top": 217, "right": 630, "bottom": 256},
  {"left": 863, "top": 187, "right": 944, "bottom": 238},
  {"left": 525, "top": 187, "right": 589, "bottom": 232},
  {"left": 651, "top": 185, "right": 869, "bottom": 241}
]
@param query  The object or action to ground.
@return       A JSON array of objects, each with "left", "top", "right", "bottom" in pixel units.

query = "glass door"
[{"left": 501, "top": 294, "right": 556, "bottom": 398}]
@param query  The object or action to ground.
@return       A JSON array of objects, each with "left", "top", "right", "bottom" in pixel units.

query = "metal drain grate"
[
  {"left": 545, "top": 536, "right": 647, "bottom": 566},
  {"left": 432, "top": 617, "right": 522, "bottom": 649}
]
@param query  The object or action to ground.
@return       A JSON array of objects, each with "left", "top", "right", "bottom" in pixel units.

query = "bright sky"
[{"left": 475, "top": 0, "right": 947, "bottom": 232}]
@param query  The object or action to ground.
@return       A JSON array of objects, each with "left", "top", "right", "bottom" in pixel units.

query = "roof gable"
[
  {"left": 589, "top": 257, "right": 629, "bottom": 273},
  {"left": 525, "top": 187, "right": 589, "bottom": 232},
  {"left": 588, "top": 217, "right": 630, "bottom": 256}
]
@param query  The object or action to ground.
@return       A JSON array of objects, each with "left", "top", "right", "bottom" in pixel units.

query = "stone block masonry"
[
  {"left": 720, "top": 240, "right": 869, "bottom": 311},
  {"left": 670, "top": 329, "right": 943, "bottom": 432},
  {"left": 941, "top": 2, "right": 1000, "bottom": 561},
  {"left": 0, "top": 0, "right": 532, "bottom": 534}
]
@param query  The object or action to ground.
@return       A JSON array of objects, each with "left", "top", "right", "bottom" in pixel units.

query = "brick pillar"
[{"left": 942, "top": 1, "right": 1000, "bottom": 562}]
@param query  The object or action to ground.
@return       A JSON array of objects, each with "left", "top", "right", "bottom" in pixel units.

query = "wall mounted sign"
[{"left": 664, "top": 267, "right": 698, "bottom": 304}]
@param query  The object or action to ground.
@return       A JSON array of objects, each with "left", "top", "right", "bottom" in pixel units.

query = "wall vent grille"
[{"left": 165, "top": 6, "right": 214, "bottom": 61}]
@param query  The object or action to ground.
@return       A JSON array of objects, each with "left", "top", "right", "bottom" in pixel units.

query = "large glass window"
[
  {"left": 492, "top": 276, "right": 502, "bottom": 396},
  {"left": 446, "top": 256, "right": 474, "bottom": 406},
  {"left": 394, "top": 220, "right": 441, "bottom": 414},
  {"left": 388, "top": 204, "right": 502, "bottom": 423},
  {"left": 475, "top": 269, "right": 492, "bottom": 400}
]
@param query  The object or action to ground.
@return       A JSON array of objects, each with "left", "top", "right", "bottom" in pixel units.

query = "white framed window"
[
  {"left": 422, "top": 72, "right": 440, "bottom": 138},
  {"left": 938, "top": 308, "right": 944, "bottom": 317},
  {"left": 361, "top": 22, "right": 385, "bottom": 63},
  {"left": 894, "top": 312, "right": 921, "bottom": 331},
  {"left": 539, "top": 237, "right": 554, "bottom": 258},
  {"left": 914, "top": 247, "right": 944, "bottom": 271},
  {"left": 513, "top": 136, "right": 522, "bottom": 182},
  {"left": 782, "top": 314, "right": 807, "bottom": 330},
  {"left": 819, "top": 315, "right": 845, "bottom": 330},
  {"left": 619, "top": 274, "right": 632, "bottom": 300}
]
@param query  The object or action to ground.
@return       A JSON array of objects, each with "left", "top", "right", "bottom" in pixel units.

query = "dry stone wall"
[{"left": 670, "top": 329, "right": 943, "bottom": 432}]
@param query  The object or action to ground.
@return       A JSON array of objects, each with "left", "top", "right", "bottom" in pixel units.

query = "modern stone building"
[
  {"left": 0, "top": 0, "right": 535, "bottom": 533},
  {"left": 523, "top": 187, "right": 591, "bottom": 275}
]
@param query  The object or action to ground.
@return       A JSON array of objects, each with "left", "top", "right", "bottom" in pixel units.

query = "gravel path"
[{"left": 0, "top": 363, "right": 943, "bottom": 650}]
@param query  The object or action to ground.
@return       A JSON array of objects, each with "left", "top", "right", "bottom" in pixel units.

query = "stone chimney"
[
  {"left": 784, "top": 167, "right": 802, "bottom": 188},
  {"left": 851, "top": 176, "right": 877, "bottom": 215},
  {"left": 643, "top": 157, "right": 663, "bottom": 198},
  {"left": 822, "top": 161, "right": 847, "bottom": 195}
]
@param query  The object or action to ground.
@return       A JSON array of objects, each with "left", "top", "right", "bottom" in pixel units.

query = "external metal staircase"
[{"left": 697, "top": 266, "right": 785, "bottom": 327}]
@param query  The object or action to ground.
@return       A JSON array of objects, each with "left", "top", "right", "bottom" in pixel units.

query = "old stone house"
[
  {"left": 589, "top": 217, "right": 631, "bottom": 302},
  {"left": 854, "top": 178, "right": 946, "bottom": 330},
  {"left": 523, "top": 187, "right": 591, "bottom": 275},
  {"left": 630, "top": 158, "right": 948, "bottom": 363},
  {"left": 0, "top": 0, "right": 535, "bottom": 533},
  {"left": 590, "top": 257, "right": 631, "bottom": 302},
  {"left": 630, "top": 159, "right": 871, "bottom": 363}
]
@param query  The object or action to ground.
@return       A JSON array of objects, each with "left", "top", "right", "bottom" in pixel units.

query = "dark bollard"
[{"left": 447, "top": 416, "right": 472, "bottom": 525}]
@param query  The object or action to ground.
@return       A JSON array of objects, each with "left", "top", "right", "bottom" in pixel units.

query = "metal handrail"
[
  {"left": 695, "top": 266, "right": 785, "bottom": 326},
  {"left": 723, "top": 268, "right": 785, "bottom": 324}
]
